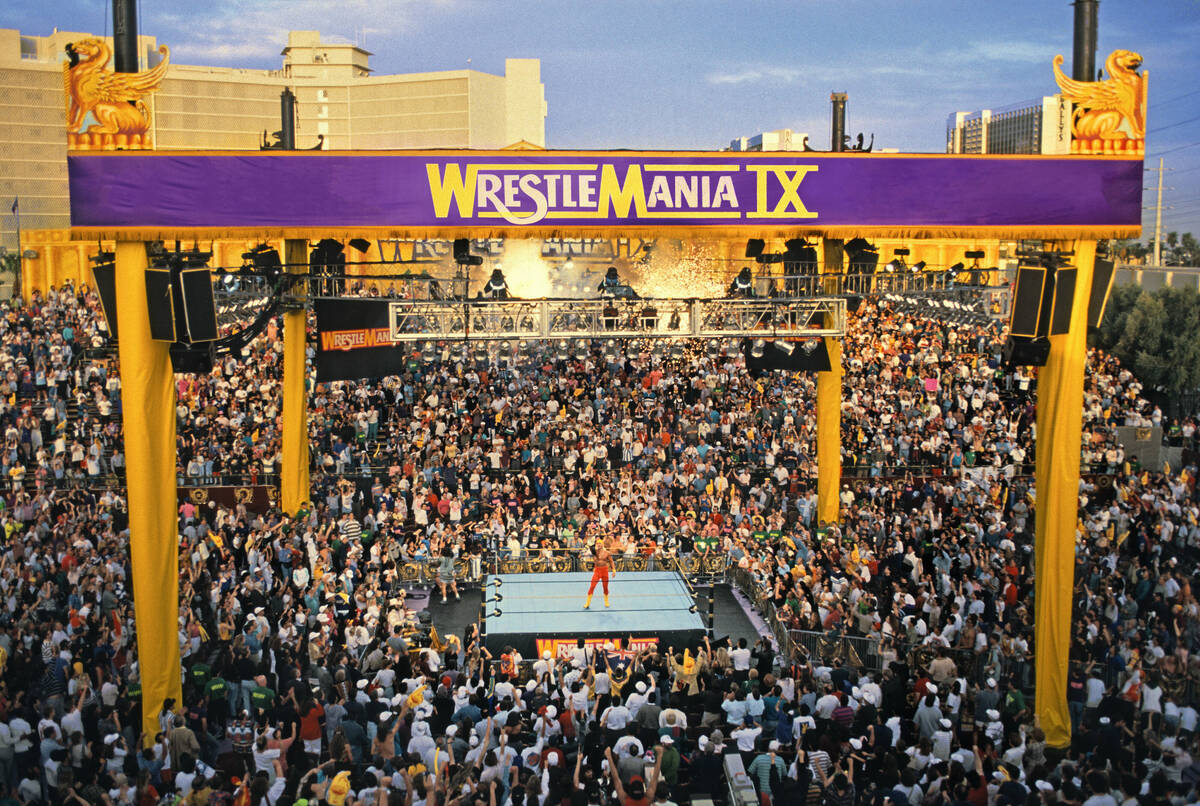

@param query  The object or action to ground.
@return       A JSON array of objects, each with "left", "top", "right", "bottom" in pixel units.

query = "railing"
[
  {"left": 752, "top": 270, "right": 1001, "bottom": 299},
  {"left": 386, "top": 547, "right": 731, "bottom": 586}
]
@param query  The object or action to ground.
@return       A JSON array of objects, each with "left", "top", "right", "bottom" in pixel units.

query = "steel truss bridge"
[{"left": 373, "top": 296, "right": 847, "bottom": 340}]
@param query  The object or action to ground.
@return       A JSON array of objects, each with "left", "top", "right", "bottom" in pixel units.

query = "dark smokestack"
[
  {"left": 1072, "top": 0, "right": 1099, "bottom": 81},
  {"left": 830, "top": 92, "right": 847, "bottom": 153},
  {"left": 112, "top": 0, "right": 139, "bottom": 73},
  {"left": 280, "top": 89, "right": 296, "bottom": 150}
]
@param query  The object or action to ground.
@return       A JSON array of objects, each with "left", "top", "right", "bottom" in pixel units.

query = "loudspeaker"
[
  {"left": 1009, "top": 266, "right": 1047, "bottom": 338},
  {"left": 1089, "top": 258, "right": 1115, "bottom": 328},
  {"left": 145, "top": 268, "right": 177, "bottom": 342},
  {"left": 1002, "top": 335, "right": 1051, "bottom": 367},
  {"left": 90, "top": 258, "right": 119, "bottom": 341},
  {"left": 1048, "top": 267, "right": 1076, "bottom": 336},
  {"left": 745, "top": 239, "right": 765, "bottom": 259},
  {"left": 179, "top": 268, "right": 219, "bottom": 342}
]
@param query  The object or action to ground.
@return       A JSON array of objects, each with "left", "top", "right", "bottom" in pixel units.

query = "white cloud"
[
  {"left": 153, "top": 0, "right": 460, "bottom": 66},
  {"left": 965, "top": 40, "right": 1059, "bottom": 64},
  {"left": 706, "top": 66, "right": 803, "bottom": 86}
]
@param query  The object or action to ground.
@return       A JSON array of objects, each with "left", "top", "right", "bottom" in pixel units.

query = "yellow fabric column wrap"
[
  {"left": 114, "top": 241, "right": 182, "bottom": 739},
  {"left": 1034, "top": 239, "right": 1096, "bottom": 748},
  {"left": 816, "top": 336, "right": 842, "bottom": 525},
  {"left": 280, "top": 240, "right": 310, "bottom": 516}
]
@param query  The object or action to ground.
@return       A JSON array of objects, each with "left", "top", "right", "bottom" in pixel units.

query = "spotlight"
[
  {"left": 422, "top": 341, "right": 437, "bottom": 360},
  {"left": 911, "top": 261, "right": 927, "bottom": 272},
  {"left": 706, "top": 339, "right": 720, "bottom": 359},
  {"left": 776, "top": 341, "right": 796, "bottom": 357},
  {"left": 802, "top": 339, "right": 819, "bottom": 355},
  {"left": 670, "top": 342, "right": 684, "bottom": 360},
  {"left": 556, "top": 339, "right": 569, "bottom": 361},
  {"left": 242, "top": 243, "right": 282, "bottom": 279},
  {"left": 473, "top": 344, "right": 488, "bottom": 363},
  {"left": 499, "top": 340, "right": 512, "bottom": 354},
  {"left": 348, "top": 238, "right": 371, "bottom": 253},
  {"left": 453, "top": 238, "right": 483, "bottom": 266},
  {"left": 750, "top": 339, "right": 766, "bottom": 359},
  {"left": 745, "top": 239, "right": 765, "bottom": 259},
  {"left": 518, "top": 340, "right": 531, "bottom": 358}
]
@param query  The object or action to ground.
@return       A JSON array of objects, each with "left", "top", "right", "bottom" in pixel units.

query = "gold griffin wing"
[
  {"left": 91, "top": 45, "right": 171, "bottom": 104},
  {"left": 1052, "top": 54, "right": 1122, "bottom": 110}
]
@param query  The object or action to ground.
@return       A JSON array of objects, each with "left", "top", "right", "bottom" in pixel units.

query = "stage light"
[
  {"left": 652, "top": 342, "right": 665, "bottom": 360},
  {"left": 454, "top": 238, "right": 483, "bottom": 266},
  {"left": 473, "top": 344, "right": 488, "bottom": 363},
  {"left": 750, "top": 339, "right": 766, "bottom": 359},
  {"left": 911, "top": 261, "right": 927, "bottom": 272},
  {"left": 348, "top": 238, "right": 371, "bottom": 253},
  {"left": 422, "top": 341, "right": 437, "bottom": 360},
  {"left": 802, "top": 339, "right": 820, "bottom": 354},
  {"left": 500, "top": 340, "right": 512, "bottom": 354},
  {"left": 776, "top": 341, "right": 796, "bottom": 357},
  {"left": 670, "top": 342, "right": 684, "bottom": 360},
  {"left": 242, "top": 243, "right": 283, "bottom": 279},
  {"left": 706, "top": 339, "right": 720, "bottom": 359},
  {"left": 745, "top": 239, "right": 765, "bottom": 259},
  {"left": 556, "top": 339, "right": 569, "bottom": 361}
]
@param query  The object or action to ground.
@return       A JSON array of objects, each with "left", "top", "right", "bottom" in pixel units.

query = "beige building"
[{"left": 0, "top": 28, "right": 547, "bottom": 249}]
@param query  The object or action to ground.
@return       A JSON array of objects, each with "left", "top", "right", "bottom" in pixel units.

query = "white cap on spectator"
[
  {"left": 987, "top": 709, "right": 1000, "bottom": 720},
  {"left": 939, "top": 718, "right": 952, "bottom": 729},
  {"left": 849, "top": 738, "right": 863, "bottom": 750},
  {"left": 926, "top": 683, "right": 937, "bottom": 694}
]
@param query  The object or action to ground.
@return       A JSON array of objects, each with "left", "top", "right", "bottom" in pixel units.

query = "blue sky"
[{"left": 8, "top": 0, "right": 1200, "bottom": 240}]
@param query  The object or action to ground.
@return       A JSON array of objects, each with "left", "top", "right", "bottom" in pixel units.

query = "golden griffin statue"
[
  {"left": 1052, "top": 49, "right": 1146, "bottom": 155},
  {"left": 63, "top": 38, "right": 170, "bottom": 151}
]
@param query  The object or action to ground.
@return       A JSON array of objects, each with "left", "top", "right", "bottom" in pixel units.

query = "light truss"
[{"left": 370, "top": 297, "right": 845, "bottom": 341}]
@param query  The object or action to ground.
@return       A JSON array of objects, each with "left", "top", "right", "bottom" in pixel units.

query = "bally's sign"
[{"left": 66, "top": 151, "right": 1142, "bottom": 232}]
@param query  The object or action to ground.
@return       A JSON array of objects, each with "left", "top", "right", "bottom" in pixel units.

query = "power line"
[
  {"left": 1148, "top": 114, "right": 1200, "bottom": 135},
  {"left": 1150, "top": 141, "right": 1200, "bottom": 157},
  {"left": 1152, "top": 88, "right": 1200, "bottom": 107}
]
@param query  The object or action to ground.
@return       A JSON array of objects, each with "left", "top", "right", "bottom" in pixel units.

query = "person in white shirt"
[
  {"left": 730, "top": 638, "right": 752, "bottom": 681},
  {"left": 601, "top": 702, "right": 631, "bottom": 734},
  {"left": 731, "top": 719, "right": 762, "bottom": 753}
]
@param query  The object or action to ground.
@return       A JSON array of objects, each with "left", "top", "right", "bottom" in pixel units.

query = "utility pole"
[{"left": 1154, "top": 156, "right": 1164, "bottom": 266}]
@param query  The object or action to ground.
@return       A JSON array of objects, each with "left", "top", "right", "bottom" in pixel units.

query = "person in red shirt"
[
  {"left": 585, "top": 540, "right": 614, "bottom": 609},
  {"left": 297, "top": 695, "right": 325, "bottom": 758}
]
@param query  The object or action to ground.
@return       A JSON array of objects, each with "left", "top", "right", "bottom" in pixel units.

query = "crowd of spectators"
[{"left": 0, "top": 280, "right": 1198, "bottom": 805}]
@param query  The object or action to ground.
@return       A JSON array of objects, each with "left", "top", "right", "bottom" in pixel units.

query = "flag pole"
[{"left": 12, "top": 198, "right": 20, "bottom": 301}]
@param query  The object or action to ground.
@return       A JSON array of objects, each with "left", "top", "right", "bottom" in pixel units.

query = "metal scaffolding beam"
[{"left": 368, "top": 296, "right": 845, "bottom": 341}]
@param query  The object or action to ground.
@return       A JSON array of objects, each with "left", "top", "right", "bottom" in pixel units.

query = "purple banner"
[{"left": 68, "top": 151, "right": 1142, "bottom": 231}]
